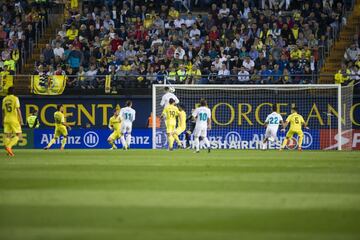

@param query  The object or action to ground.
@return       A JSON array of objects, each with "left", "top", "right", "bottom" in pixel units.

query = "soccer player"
[
  {"left": 160, "top": 86, "right": 179, "bottom": 107},
  {"left": 108, "top": 109, "right": 121, "bottom": 150},
  {"left": 184, "top": 109, "right": 203, "bottom": 149},
  {"left": 27, "top": 109, "right": 40, "bottom": 128},
  {"left": 119, "top": 100, "right": 136, "bottom": 150},
  {"left": 2, "top": 87, "right": 23, "bottom": 156},
  {"left": 280, "top": 107, "right": 309, "bottom": 151},
  {"left": 173, "top": 104, "right": 186, "bottom": 148},
  {"left": 185, "top": 109, "right": 196, "bottom": 149},
  {"left": 44, "top": 104, "right": 71, "bottom": 150},
  {"left": 161, "top": 98, "right": 182, "bottom": 151},
  {"left": 192, "top": 98, "right": 211, "bottom": 153},
  {"left": 262, "top": 105, "right": 284, "bottom": 150}
]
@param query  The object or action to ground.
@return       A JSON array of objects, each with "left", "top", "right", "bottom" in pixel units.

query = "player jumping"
[
  {"left": 108, "top": 109, "right": 121, "bottom": 150},
  {"left": 44, "top": 104, "right": 71, "bottom": 150},
  {"left": 160, "top": 86, "right": 179, "bottom": 107},
  {"left": 2, "top": 87, "right": 23, "bottom": 156},
  {"left": 280, "top": 107, "right": 309, "bottom": 151},
  {"left": 161, "top": 98, "right": 182, "bottom": 151},
  {"left": 192, "top": 99, "right": 211, "bottom": 153},
  {"left": 262, "top": 105, "right": 284, "bottom": 150},
  {"left": 119, "top": 100, "right": 136, "bottom": 150},
  {"left": 173, "top": 104, "right": 186, "bottom": 148}
]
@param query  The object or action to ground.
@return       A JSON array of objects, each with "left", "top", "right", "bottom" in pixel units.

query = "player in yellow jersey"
[
  {"left": 173, "top": 104, "right": 186, "bottom": 148},
  {"left": 44, "top": 104, "right": 71, "bottom": 150},
  {"left": 161, "top": 98, "right": 182, "bottom": 151},
  {"left": 2, "top": 87, "right": 23, "bottom": 156},
  {"left": 280, "top": 107, "right": 309, "bottom": 151},
  {"left": 108, "top": 109, "right": 121, "bottom": 150}
]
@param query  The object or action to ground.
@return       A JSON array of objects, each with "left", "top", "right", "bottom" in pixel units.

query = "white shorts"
[
  {"left": 121, "top": 122, "right": 133, "bottom": 134},
  {"left": 194, "top": 125, "right": 207, "bottom": 138},
  {"left": 265, "top": 127, "right": 278, "bottom": 140}
]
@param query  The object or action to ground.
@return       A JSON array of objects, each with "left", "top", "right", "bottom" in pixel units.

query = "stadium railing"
[{"left": 5, "top": 74, "right": 359, "bottom": 96}]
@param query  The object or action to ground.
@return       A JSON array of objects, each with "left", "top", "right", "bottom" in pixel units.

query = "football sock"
[
  {"left": 194, "top": 137, "right": 200, "bottom": 151},
  {"left": 185, "top": 132, "right": 191, "bottom": 147},
  {"left": 4, "top": 137, "right": 10, "bottom": 148},
  {"left": 126, "top": 134, "right": 131, "bottom": 147},
  {"left": 8, "top": 136, "right": 19, "bottom": 148},
  {"left": 108, "top": 139, "right": 116, "bottom": 148},
  {"left": 168, "top": 135, "right": 174, "bottom": 149},
  {"left": 262, "top": 141, "right": 267, "bottom": 150},
  {"left": 47, "top": 138, "right": 57, "bottom": 148},
  {"left": 173, "top": 134, "right": 181, "bottom": 146},
  {"left": 298, "top": 135, "right": 303, "bottom": 148},
  {"left": 203, "top": 137, "right": 210, "bottom": 148},
  {"left": 61, "top": 137, "right": 67, "bottom": 148},
  {"left": 120, "top": 136, "right": 127, "bottom": 148},
  {"left": 281, "top": 138, "right": 288, "bottom": 149}
]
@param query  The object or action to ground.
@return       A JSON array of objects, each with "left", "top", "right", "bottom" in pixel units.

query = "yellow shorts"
[
  {"left": 109, "top": 130, "right": 121, "bottom": 140},
  {"left": 54, "top": 126, "right": 68, "bottom": 138},
  {"left": 4, "top": 121, "right": 22, "bottom": 134},
  {"left": 166, "top": 123, "right": 176, "bottom": 134},
  {"left": 286, "top": 129, "right": 303, "bottom": 138},
  {"left": 174, "top": 127, "right": 186, "bottom": 135}
]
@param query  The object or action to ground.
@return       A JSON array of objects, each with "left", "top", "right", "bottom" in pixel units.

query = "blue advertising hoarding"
[
  {"left": 34, "top": 128, "right": 319, "bottom": 150},
  {"left": 34, "top": 129, "right": 152, "bottom": 149},
  {"left": 155, "top": 128, "right": 320, "bottom": 150}
]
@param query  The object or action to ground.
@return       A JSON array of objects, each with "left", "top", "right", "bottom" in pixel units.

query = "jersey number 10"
[{"left": 199, "top": 113, "right": 207, "bottom": 121}]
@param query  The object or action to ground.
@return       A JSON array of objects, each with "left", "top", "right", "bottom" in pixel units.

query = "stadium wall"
[
  {"left": 13, "top": 95, "right": 360, "bottom": 128},
  {"left": 0, "top": 96, "right": 360, "bottom": 150}
]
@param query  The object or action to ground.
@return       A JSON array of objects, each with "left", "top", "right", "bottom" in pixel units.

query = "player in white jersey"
[
  {"left": 262, "top": 105, "right": 284, "bottom": 150},
  {"left": 192, "top": 99, "right": 211, "bottom": 153},
  {"left": 160, "top": 86, "right": 179, "bottom": 107},
  {"left": 119, "top": 100, "right": 136, "bottom": 150}
]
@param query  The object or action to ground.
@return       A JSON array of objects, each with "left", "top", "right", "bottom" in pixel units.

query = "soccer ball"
[
  {"left": 286, "top": 137, "right": 298, "bottom": 150},
  {"left": 169, "top": 87, "right": 175, "bottom": 93}
]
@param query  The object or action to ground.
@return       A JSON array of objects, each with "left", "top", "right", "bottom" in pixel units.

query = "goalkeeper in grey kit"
[{"left": 185, "top": 109, "right": 203, "bottom": 149}]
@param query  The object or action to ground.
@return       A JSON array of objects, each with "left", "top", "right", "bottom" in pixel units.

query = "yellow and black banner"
[
  {"left": 105, "top": 75, "right": 111, "bottom": 93},
  {"left": 31, "top": 75, "right": 67, "bottom": 95}
]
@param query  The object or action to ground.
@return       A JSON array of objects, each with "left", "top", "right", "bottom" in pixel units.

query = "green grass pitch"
[{"left": 0, "top": 149, "right": 360, "bottom": 240}]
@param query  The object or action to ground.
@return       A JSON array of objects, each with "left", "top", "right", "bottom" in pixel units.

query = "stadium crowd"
[
  {"left": 28, "top": 0, "right": 349, "bottom": 90},
  {"left": 0, "top": 0, "right": 50, "bottom": 78},
  {"left": 335, "top": 32, "right": 360, "bottom": 85}
]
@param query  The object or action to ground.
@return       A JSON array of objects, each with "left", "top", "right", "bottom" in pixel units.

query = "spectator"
[
  {"left": 237, "top": 66, "right": 250, "bottom": 83},
  {"left": 280, "top": 68, "right": 292, "bottom": 84},
  {"left": 290, "top": 45, "right": 302, "bottom": 61},
  {"left": 259, "top": 64, "right": 273, "bottom": 84},
  {"left": 67, "top": 46, "right": 83, "bottom": 71},
  {"left": 77, "top": 66, "right": 86, "bottom": 89},
  {"left": 177, "top": 64, "right": 187, "bottom": 83},
  {"left": 53, "top": 42, "right": 65, "bottom": 59},
  {"left": 187, "top": 65, "right": 202, "bottom": 84},
  {"left": 217, "top": 63, "right": 230, "bottom": 83},
  {"left": 66, "top": 24, "right": 79, "bottom": 41},
  {"left": 344, "top": 44, "right": 360, "bottom": 62},
  {"left": 271, "top": 64, "right": 282, "bottom": 83},
  {"left": 242, "top": 56, "right": 255, "bottom": 73}
]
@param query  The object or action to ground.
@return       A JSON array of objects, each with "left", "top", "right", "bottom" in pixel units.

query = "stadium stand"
[
  {"left": 321, "top": 2, "right": 360, "bottom": 83},
  {"left": 2, "top": 0, "right": 359, "bottom": 95},
  {"left": 0, "top": 0, "right": 65, "bottom": 94}
]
